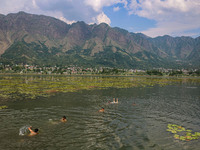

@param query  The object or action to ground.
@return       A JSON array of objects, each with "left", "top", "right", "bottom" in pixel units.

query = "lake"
[{"left": 0, "top": 76, "right": 200, "bottom": 150}]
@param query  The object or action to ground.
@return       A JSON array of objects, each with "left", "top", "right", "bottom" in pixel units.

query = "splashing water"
[{"left": 19, "top": 125, "right": 30, "bottom": 136}]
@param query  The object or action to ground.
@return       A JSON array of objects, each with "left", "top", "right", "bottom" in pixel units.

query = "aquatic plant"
[
  {"left": 0, "top": 105, "right": 8, "bottom": 109},
  {"left": 0, "top": 75, "right": 199, "bottom": 100},
  {"left": 167, "top": 124, "right": 200, "bottom": 141}
]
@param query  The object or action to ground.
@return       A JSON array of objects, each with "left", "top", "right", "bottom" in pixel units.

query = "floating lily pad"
[
  {"left": 186, "top": 129, "right": 192, "bottom": 132},
  {"left": 179, "top": 136, "right": 186, "bottom": 141},
  {"left": 167, "top": 124, "right": 200, "bottom": 141},
  {"left": 0, "top": 105, "right": 8, "bottom": 109},
  {"left": 174, "top": 134, "right": 180, "bottom": 139}
]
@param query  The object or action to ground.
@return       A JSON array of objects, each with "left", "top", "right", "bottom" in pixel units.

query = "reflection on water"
[{"left": 0, "top": 82, "right": 200, "bottom": 150}]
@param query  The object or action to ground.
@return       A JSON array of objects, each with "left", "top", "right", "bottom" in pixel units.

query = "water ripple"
[{"left": 0, "top": 84, "right": 200, "bottom": 150}]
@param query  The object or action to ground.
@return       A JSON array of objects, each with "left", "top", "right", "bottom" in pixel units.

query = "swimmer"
[
  {"left": 28, "top": 126, "right": 39, "bottom": 136},
  {"left": 61, "top": 116, "right": 67, "bottom": 122},
  {"left": 109, "top": 98, "right": 115, "bottom": 104},
  {"left": 132, "top": 102, "right": 136, "bottom": 106},
  {"left": 115, "top": 98, "right": 118, "bottom": 104},
  {"left": 99, "top": 107, "right": 105, "bottom": 112},
  {"left": 110, "top": 98, "right": 118, "bottom": 104}
]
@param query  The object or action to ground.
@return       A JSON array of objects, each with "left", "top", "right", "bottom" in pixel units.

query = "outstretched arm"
[{"left": 28, "top": 126, "right": 35, "bottom": 134}]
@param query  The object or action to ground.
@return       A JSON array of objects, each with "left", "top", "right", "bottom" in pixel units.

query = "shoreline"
[{"left": 0, "top": 73, "right": 200, "bottom": 79}]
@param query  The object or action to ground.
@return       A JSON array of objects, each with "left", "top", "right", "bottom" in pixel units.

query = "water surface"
[{"left": 0, "top": 77, "right": 200, "bottom": 150}]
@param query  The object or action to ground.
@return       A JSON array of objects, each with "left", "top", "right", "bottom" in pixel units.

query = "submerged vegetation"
[{"left": 0, "top": 75, "right": 200, "bottom": 101}]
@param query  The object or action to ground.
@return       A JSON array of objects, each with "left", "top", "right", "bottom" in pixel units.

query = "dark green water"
[{"left": 0, "top": 80, "right": 200, "bottom": 149}]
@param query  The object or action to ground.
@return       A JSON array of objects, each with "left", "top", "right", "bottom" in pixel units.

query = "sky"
[{"left": 0, "top": 0, "right": 200, "bottom": 38}]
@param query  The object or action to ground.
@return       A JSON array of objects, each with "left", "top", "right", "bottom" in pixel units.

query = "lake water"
[{"left": 0, "top": 77, "right": 200, "bottom": 150}]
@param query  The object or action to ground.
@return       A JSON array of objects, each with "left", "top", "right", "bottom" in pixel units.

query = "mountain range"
[{"left": 0, "top": 11, "right": 199, "bottom": 69}]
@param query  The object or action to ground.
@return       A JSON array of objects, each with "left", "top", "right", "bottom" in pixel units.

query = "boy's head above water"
[
  {"left": 61, "top": 116, "right": 67, "bottom": 122},
  {"left": 34, "top": 128, "right": 39, "bottom": 133}
]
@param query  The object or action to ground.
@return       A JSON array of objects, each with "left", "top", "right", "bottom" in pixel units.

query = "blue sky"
[
  {"left": 0, "top": 0, "right": 199, "bottom": 38},
  {"left": 103, "top": 5, "right": 157, "bottom": 34}
]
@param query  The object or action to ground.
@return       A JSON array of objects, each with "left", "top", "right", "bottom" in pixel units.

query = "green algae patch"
[
  {"left": 0, "top": 105, "right": 8, "bottom": 109},
  {"left": 0, "top": 75, "right": 199, "bottom": 100},
  {"left": 167, "top": 124, "right": 200, "bottom": 141}
]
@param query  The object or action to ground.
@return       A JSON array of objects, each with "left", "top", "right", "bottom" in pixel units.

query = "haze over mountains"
[{"left": 0, "top": 12, "right": 199, "bottom": 69}]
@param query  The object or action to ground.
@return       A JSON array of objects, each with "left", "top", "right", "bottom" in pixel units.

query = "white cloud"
[
  {"left": 143, "top": 21, "right": 199, "bottom": 37},
  {"left": 127, "top": 0, "right": 200, "bottom": 37},
  {"left": 0, "top": 0, "right": 117, "bottom": 25},
  {"left": 113, "top": 6, "right": 120, "bottom": 12},
  {"left": 94, "top": 12, "right": 111, "bottom": 25},
  {"left": 84, "top": 0, "right": 122, "bottom": 12},
  {"left": 59, "top": 16, "right": 76, "bottom": 24},
  {"left": 0, "top": 0, "right": 93, "bottom": 24},
  {"left": 32, "top": 0, "right": 38, "bottom": 9},
  {"left": 0, "top": 0, "right": 199, "bottom": 37},
  {"left": 0, "top": 0, "right": 32, "bottom": 14}
]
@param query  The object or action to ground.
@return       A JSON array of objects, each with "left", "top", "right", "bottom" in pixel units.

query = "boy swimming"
[
  {"left": 61, "top": 116, "right": 67, "bottom": 122},
  {"left": 110, "top": 98, "right": 118, "bottom": 104},
  {"left": 28, "top": 126, "right": 39, "bottom": 136},
  {"left": 99, "top": 107, "right": 105, "bottom": 112}
]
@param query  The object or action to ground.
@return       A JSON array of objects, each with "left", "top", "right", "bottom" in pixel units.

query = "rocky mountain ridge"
[{"left": 0, "top": 11, "right": 199, "bottom": 69}]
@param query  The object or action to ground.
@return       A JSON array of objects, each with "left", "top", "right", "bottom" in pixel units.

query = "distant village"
[{"left": 0, "top": 64, "right": 200, "bottom": 76}]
